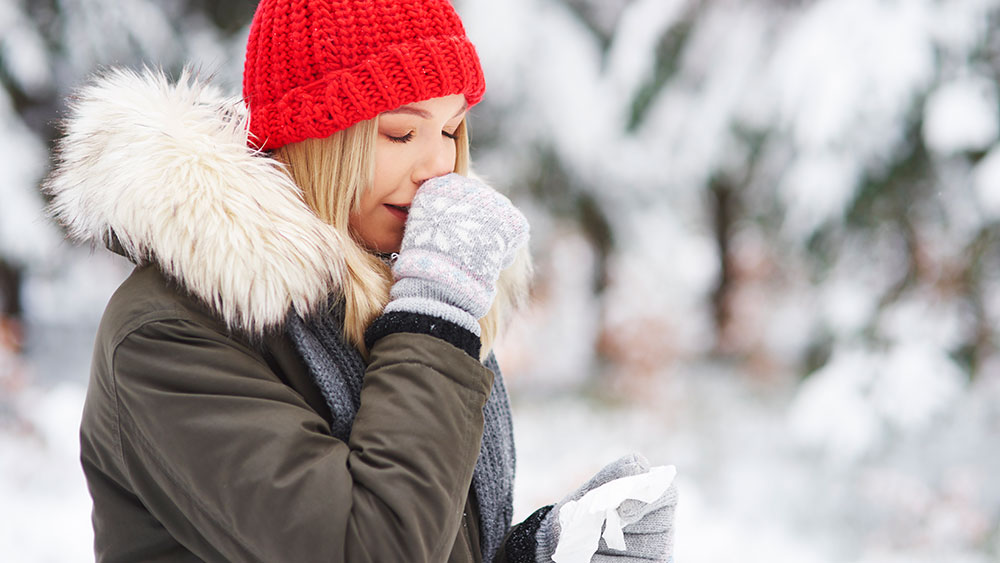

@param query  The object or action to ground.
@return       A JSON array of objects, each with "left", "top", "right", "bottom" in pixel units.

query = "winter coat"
[{"left": 45, "top": 68, "right": 533, "bottom": 563}]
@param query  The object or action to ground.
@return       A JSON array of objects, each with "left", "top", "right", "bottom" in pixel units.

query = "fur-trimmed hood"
[
  {"left": 45, "top": 67, "right": 348, "bottom": 335},
  {"left": 45, "top": 67, "right": 530, "bottom": 336}
]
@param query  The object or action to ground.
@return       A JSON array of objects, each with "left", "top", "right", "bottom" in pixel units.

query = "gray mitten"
[
  {"left": 536, "top": 453, "right": 678, "bottom": 563},
  {"left": 384, "top": 173, "right": 529, "bottom": 335}
]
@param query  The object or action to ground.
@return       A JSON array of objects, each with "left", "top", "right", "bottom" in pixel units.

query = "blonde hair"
[{"left": 275, "top": 117, "right": 506, "bottom": 357}]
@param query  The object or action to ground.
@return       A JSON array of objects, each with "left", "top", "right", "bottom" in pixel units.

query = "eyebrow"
[{"left": 384, "top": 100, "right": 469, "bottom": 120}]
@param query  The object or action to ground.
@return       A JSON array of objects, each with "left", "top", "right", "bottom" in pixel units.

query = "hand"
[
  {"left": 536, "top": 454, "right": 678, "bottom": 562},
  {"left": 383, "top": 173, "right": 529, "bottom": 335}
]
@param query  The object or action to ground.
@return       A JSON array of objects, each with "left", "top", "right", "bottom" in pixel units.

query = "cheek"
[
  {"left": 373, "top": 141, "right": 403, "bottom": 187},
  {"left": 368, "top": 152, "right": 397, "bottom": 208}
]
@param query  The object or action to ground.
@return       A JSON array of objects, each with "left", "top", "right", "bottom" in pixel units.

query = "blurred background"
[{"left": 1, "top": 0, "right": 999, "bottom": 561}]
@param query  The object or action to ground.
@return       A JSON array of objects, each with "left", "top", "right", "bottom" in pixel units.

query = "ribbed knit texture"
[
  {"left": 477, "top": 352, "right": 517, "bottom": 563},
  {"left": 243, "top": 0, "right": 486, "bottom": 150},
  {"left": 365, "top": 310, "right": 481, "bottom": 358},
  {"left": 287, "top": 302, "right": 515, "bottom": 563},
  {"left": 285, "top": 302, "right": 366, "bottom": 439},
  {"left": 534, "top": 454, "right": 679, "bottom": 563},
  {"left": 502, "top": 505, "right": 554, "bottom": 563}
]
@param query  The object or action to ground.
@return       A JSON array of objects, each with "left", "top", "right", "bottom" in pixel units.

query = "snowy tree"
[
  {"left": 0, "top": 0, "right": 255, "bottom": 337},
  {"left": 1, "top": 0, "right": 995, "bottom": 436},
  {"left": 460, "top": 0, "right": 1000, "bottom": 389}
]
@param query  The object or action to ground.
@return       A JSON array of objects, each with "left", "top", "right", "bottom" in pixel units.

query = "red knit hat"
[{"left": 243, "top": 0, "right": 486, "bottom": 151}]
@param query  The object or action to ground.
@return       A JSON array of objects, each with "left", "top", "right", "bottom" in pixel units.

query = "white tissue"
[{"left": 552, "top": 465, "right": 677, "bottom": 563}]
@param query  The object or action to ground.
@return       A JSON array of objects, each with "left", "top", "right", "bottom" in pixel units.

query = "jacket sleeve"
[{"left": 109, "top": 318, "right": 492, "bottom": 563}]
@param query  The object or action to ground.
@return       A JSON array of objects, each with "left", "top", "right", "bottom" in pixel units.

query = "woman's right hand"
[{"left": 383, "top": 173, "right": 529, "bottom": 335}]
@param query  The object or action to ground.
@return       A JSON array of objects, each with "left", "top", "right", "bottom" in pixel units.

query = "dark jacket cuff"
[
  {"left": 365, "top": 311, "right": 481, "bottom": 359},
  {"left": 501, "top": 504, "right": 554, "bottom": 563}
]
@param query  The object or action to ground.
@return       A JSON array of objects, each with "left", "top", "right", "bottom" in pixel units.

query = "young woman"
[{"left": 45, "top": 0, "right": 676, "bottom": 561}]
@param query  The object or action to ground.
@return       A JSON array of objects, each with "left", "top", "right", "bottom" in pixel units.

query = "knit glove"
[
  {"left": 383, "top": 173, "right": 529, "bottom": 335},
  {"left": 536, "top": 454, "right": 678, "bottom": 563}
]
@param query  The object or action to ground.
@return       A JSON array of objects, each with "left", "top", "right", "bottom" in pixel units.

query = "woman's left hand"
[{"left": 535, "top": 454, "right": 678, "bottom": 562}]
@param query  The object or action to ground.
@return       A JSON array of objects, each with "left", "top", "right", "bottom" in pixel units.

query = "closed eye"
[{"left": 386, "top": 132, "right": 414, "bottom": 143}]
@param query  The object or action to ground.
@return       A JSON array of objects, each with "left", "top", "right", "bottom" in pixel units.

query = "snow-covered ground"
[
  {"left": 0, "top": 381, "right": 93, "bottom": 561},
  {"left": 511, "top": 376, "right": 1000, "bottom": 563}
]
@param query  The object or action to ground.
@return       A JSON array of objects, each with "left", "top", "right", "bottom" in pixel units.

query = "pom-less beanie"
[{"left": 243, "top": 0, "right": 486, "bottom": 151}]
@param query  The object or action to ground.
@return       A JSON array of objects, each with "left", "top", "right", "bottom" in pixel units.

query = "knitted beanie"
[{"left": 243, "top": 0, "right": 486, "bottom": 151}]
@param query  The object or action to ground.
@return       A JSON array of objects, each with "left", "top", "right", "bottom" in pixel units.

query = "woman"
[{"left": 45, "top": 0, "right": 676, "bottom": 561}]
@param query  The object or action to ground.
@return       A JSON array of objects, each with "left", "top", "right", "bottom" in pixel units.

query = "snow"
[
  {"left": 766, "top": 0, "right": 934, "bottom": 150},
  {"left": 788, "top": 348, "right": 887, "bottom": 464},
  {"left": 760, "top": 0, "right": 936, "bottom": 236},
  {"left": 972, "top": 144, "right": 1000, "bottom": 220},
  {"left": 923, "top": 76, "right": 1000, "bottom": 155},
  {"left": 776, "top": 153, "right": 862, "bottom": 238},
  {"left": 0, "top": 87, "right": 60, "bottom": 267},
  {"left": 788, "top": 334, "right": 968, "bottom": 465},
  {"left": 58, "top": 0, "right": 176, "bottom": 71},
  {"left": 871, "top": 343, "right": 965, "bottom": 432},
  {"left": 820, "top": 278, "right": 879, "bottom": 340},
  {"left": 0, "top": 383, "right": 92, "bottom": 560},
  {"left": 605, "top": 0, "right": 687, "bottom": 101},
  {"left": 0, "top": 5, "right": 52, "bottom": 94},
  {"left": 22, "top": 250, "right": 134, "bottom": 325},
  {"left": 495, "top": 229, "right": 603, "bottom": 387}
]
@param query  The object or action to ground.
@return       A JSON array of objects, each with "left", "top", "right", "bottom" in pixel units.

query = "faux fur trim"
[{"left": 45, "top": 67, "right": 348, "bottom": 334}]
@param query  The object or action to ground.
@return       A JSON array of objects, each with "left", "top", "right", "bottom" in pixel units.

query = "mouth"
[{"left": 384, "top": 203, "right": 410, "bottom": 220}]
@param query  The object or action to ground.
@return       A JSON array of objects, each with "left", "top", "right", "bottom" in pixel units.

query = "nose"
[{"left": 413, "top": 138, "right": 456, "bottom": 186}]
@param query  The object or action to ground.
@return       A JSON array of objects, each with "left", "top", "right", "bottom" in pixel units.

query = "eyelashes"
[
  {"left": 386, "top": 132, "right": 414, "bottom": 143},
  {"left": 385, "top": 130, "right": 459, "bottom": 143}
]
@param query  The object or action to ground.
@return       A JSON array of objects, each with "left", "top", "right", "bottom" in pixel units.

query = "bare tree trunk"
[
  {"left": 709, "top": 176, "right": 738, "bottom": 354},
  {"left": 0, "top": 259, "right": 22, "bottom": 319}
]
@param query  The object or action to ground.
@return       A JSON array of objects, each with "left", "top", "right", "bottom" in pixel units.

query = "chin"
[
  {"left": 383, "top": 236, "right": 403, "bottom": 254},
  {"left": 354, "top": 227, "right": 402, "bottom": 254},
  {"left": 371, "top": 239, "right": 402, "bottom": 254}
]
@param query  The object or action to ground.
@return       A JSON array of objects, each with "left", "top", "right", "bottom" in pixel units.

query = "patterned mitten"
[
  {"left": 383, "top": 173, "right": 529, "bottom": 335},
  {"left": 536, "top": 454, "right": 678, "bottom": 563}
]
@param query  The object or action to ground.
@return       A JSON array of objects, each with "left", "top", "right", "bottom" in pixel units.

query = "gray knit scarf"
[{"left": 286, "top": 304, "right": 515, "bottom": 562}]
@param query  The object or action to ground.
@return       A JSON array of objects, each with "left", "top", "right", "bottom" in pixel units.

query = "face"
[{"left": 349, "top": 94, "right": 468, "bottom": 253}]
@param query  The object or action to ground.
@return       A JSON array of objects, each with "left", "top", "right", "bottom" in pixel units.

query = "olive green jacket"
[
  {"left": 44, "top": 68, "right": 533, "bottom": 562},
  {"left": 80, "top": 265, "right": 492, "bottom": 562}
]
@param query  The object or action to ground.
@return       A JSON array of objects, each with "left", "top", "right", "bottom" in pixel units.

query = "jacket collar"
[{"left": 44, "top": 67, "right": 348, "bottom": 335}]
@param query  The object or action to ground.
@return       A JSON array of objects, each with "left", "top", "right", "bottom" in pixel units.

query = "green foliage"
[
  {"left": 183, "top": 0, "right": 257, "bottom": 34},
  {"left": 627, "top": 10, "right": 696, "bottom": 132}
]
